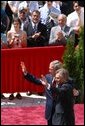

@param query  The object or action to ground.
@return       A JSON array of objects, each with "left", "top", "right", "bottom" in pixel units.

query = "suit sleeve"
[
  {"left": 51, "top": 83, "right": 73, "bottom": 94},
  {"left": 24, "top": 72, "right": 42, "bottom": 85}
]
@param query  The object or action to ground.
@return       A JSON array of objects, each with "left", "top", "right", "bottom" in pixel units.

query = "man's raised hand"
[{"left": 20, "top": 61, "right": 27, "bottom": 73}]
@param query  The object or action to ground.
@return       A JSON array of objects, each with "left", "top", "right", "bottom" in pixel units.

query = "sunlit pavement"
[{"left": 1, "top": 92, "right": 46, "bottom": 108}]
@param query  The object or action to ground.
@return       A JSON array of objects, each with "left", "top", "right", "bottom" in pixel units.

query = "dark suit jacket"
[
  {"left": 23, "top": 20, "right": 48, "bottom": 47},
  {"left": 60, "top": 2, "right": 73, "bottom": 16},
  {"left": 24, "top": 73, "right": 75, "bottom": 122},
  {"left": 51, "top": 82, "right": 75, "bottom": 125},
  {"left": 24, "top": 73, "right": 54, "bottom": 120}
]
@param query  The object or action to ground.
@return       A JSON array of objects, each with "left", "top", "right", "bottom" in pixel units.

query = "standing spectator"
[
  {"left": 23, "top": 10, "right": 48, "bottom": 47},
  {"left": 20, "top": 60, "right": 79, "bottom": 125},
  {"left": 52, "top": 1, "right": 61, "bottom": 12},
  {"left": 39, "top": 1, "right": 61, "bottom": 40},
  {"left": 49, "top": 14, "right": 75, "bottom": 46},
  {"left": 39, "top": 1, "right": 61, "bottom": 24},
  {"left": 7, "top": 17, "right": 27, "bottom": 100},
  {"left": 29, "top": 1, "right": 39, "bottom": 13},
  {"left": 67, "top": 1, "right": 84, "bottom": 46},
  {"left": 60, "top": 1, "right": 74, "bottom": 16},
  {"left": 67, "top": 1, "right": 84, "bottom": 32},
  {"left": 7, "top": 1, "right": 20, "bottom": 17},
  {"left": 18, "top": 6, "right": 30, "bottom": 30},
  {"left": 1, "top": 1, "right": 10, "bottom": 34},
  {"left": 1, "top": 2, "right": 9, "bottom": 98},
  {"left": 18, "top": 1, "right": 39, "bottom": 15},
  {"left": 5, "top": 1, "right": 21, "bottom": 31}
]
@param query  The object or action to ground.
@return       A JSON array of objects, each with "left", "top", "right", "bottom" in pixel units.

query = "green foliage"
[
  {"left": 62, "top": 27, "right": 84, "bottom": 103},
  {"left": 62, "top": 37, "right": 76, "bottom": 79}
]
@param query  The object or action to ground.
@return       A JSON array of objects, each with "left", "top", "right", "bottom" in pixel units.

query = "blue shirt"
[{"left": 39, "top": 3, "right": 61, "bottom": 24}]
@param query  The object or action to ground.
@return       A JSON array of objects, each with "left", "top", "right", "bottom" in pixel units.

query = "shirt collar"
[
  {"left": 59, "top": 25, "right": 65, "bottom": 31},
  {"left": 31, "top": 21, "right": 38, "bottom": 28}
]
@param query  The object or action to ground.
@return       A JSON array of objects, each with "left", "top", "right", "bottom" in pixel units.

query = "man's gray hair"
[
  {"left": 58, "top": 14, "right": 67, "bottom": 22},
  {"left": 50, "top": 60, "right": 63, "bottom": 70}
]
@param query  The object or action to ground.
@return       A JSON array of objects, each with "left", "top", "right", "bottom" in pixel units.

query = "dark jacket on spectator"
[{"left": 23, "top": 20, "right": 48, "bottom": 47}]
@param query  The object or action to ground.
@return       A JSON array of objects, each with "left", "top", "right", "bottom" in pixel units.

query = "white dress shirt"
[
  {"left": 31, "top": 21, "right": 38, "bottom": 33},
  {"left": 67, "top": 7, "right": 84, "bottom": 28},
  {"left": 52, "top": 1, "right": 61, "bottom": 12},
  {"left": 39, "top": 3, "right": 61, "bottom": 24},
  {"left": 18, "top": 1, "right": 39, "bottom": 13}
]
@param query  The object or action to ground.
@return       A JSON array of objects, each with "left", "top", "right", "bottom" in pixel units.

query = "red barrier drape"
[{"left": 1, "top": 46, "right": 65, "bottom": 93}]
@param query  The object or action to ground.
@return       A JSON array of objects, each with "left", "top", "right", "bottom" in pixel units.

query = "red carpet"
[
  {"left": 74, "top": 104, "right": 84, "bottom": 125},
  {"left": 1, "top": 104, "right": 84, "bottom": 125}
]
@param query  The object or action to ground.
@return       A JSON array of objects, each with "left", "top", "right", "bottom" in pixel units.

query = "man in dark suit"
[
  {"left": 20, "top": 60, "right": 63, "bottom": 125},
  {"left": 20, "top": 60, "right": 79, "bottom": 125},
  {"left": 23, "top": 10, "right": 48, "bottom": 47},
  {"left": 50, "top": 68, "right": 75, "bottom": 125}
]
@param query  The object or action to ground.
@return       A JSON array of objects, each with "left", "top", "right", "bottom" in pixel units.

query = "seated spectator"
[
  {"left": 49, "top": 14, "right": 75, "bottom": 46},
  {"left": 23, "top": 10, "right": 48, "bottom": 47},
  {"left": 67, "top": 1, "right": 84, "bottom": 46},
  {"left": 7, "top": 17, "right": 27, "bottom": 100},
  {"left": 7, "top": 17, "right": 27, "bottom": 48}
]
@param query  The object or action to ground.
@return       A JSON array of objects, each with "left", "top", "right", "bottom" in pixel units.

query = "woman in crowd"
[{"left": 7, "top": 17, "right": 27, "bottom": 100}]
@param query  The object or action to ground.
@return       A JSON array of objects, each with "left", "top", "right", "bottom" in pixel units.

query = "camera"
[{"left": 14, "top": 34, "right": 20, "bottom": 45}]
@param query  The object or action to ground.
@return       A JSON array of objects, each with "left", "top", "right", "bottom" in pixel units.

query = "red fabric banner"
[{"left": 1, "top": 46, "right": 65, "bottom": 93}]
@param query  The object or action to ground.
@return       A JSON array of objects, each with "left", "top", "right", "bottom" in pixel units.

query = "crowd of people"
[
  {"left": 1, "top": 1, "right": 84, "bottom": 125},
  {"left": 1, "top": 1, "right": 84, "bottom": 48},
  {"left": 1, "top": 1, "right": 84, "bottom": 101}
]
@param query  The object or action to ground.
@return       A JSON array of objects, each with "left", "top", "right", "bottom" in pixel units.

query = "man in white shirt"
[
  {"left": 39, "top": 1, "right": 61, "bottom": 25},
  {"left": 18, "top": 1, "right": 39, "bottom": 15},
  {"left": 39, "top": 1, "right": 61, "bottom": 41},
  {"left": 52, "top": 1, "right": 61, "bottom": 13},
  {"left": 8, "top": 1, "right": 21, "bottom": 16},
  {"left": 67, "top": 1, "right": 84, "bottom": 34},
  {"left": 67, "top": 1, "right": 84, "bottom": 46}
]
